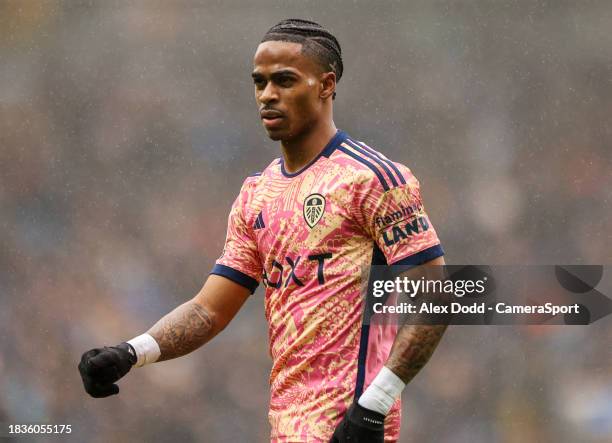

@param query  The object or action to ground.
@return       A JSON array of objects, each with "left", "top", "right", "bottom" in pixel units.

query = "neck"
[{"left": 281, "top": 119, "right": 337, "bottom": 174}]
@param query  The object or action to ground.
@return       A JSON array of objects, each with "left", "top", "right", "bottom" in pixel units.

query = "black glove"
[
  {"left": 78, "top": 343, "right": 137, "bottom": 398},
  {"left": 329, "top": 402, "right": 385, "bottom": 443}
]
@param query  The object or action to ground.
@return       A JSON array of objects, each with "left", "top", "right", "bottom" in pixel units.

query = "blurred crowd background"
[{"left": 1, "top": 1, "right": 611, "bottom": 442}]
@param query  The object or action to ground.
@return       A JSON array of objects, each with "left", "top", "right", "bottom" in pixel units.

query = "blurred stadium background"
[{"left": 1, "top": 1, "right": 611, "bottom": 442}]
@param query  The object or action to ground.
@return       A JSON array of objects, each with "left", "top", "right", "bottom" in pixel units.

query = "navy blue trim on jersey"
[
  {"left": 345, "top": 139, "right": 399, "bottom": 188},
  {"left": 280, "top": 130, "right": 347, "bottom": 178},
  {"left": 338, "top": 145, "right": 391, "bottom": 192},
  {"left": 354, "top": 244, "right": 388, "bottom": 399},
  {"left": 356, "top": 140, "right": 407, "bottom": 185},
  {"left": 390, "top": 244, "right": 445, "bottom": 266},
  {"left": 371, "top": 242, "right": 388, "bottom": 266},
  {"left": 354, "top": 323, "right": 370, "bottom": 399},
  {"left": 210, "top": 264, "right": 259, "bottom": 294},
  {"left": 248, "top": 172, "right": 262, "bottom": 177}
]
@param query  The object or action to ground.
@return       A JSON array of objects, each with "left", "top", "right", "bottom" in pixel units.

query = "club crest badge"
[{"left": 303, "top": 193, "right": 326, "bottom": 228}]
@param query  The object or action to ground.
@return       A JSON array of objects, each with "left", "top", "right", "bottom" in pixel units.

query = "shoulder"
[
  {"left": 233, "top": 158, "right": 281, "bottom": 209},
  {"left": 331, "top": 134, "right": 417, "bottom": 192},
  {"left": 241, "top": 157, "right": 280, "bottom": 187}
]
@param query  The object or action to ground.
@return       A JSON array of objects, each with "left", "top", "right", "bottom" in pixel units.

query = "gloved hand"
[
  {"left": 329, "top": 402, "right": 385, "bottom": 443},
  {"left": 78, "top": 343, "right": 137, "bottom": 398}
]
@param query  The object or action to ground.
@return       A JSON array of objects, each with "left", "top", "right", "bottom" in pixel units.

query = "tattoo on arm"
[
  {"left": 386, "top": 324, "right": 447, "bottom": 384},
  {"left": 385, "top": 260, "right": 449, "bottom": 384},
  {"left": 147, "top": 301, "right": 215, "bottom": 362}
]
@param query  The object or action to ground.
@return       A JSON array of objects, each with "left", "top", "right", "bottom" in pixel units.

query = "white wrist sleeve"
[
  {"left": 358, "top": 366, "right": 406, "bottom": 415},
  {"left": 127, "top": 333, "right": 161, "bottom": 367}
]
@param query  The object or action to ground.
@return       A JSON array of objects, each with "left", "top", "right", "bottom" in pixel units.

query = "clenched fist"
[{"left": 78, "top": 343, "right": 136, "bottom": 398}]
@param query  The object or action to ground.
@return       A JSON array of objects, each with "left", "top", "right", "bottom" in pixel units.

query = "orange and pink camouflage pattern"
[{"left": 212, "top": 130, "right": 443, "bottom": 442}]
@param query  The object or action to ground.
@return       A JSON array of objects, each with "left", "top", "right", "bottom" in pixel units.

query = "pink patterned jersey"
[{"left": 211, "top": 130, "right": 443, "bottom": 442}]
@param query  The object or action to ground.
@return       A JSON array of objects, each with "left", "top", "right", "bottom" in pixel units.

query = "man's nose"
[{"left": 259, "top": 82, "right": 279, "bottom": 104}]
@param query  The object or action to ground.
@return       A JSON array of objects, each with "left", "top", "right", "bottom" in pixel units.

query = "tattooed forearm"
[
  {"left": 385, "top": 257, "right": 448, "bottom": 384},
  {"left": 147, "top": 301, "right": 215, "bottom": 362},
  {"left": 386, "top": 324, "right": 447, "bottom": 384}
]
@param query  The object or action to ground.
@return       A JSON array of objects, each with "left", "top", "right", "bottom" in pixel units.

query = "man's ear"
[{"left": 320, "top": 72, "right": 336, "bottom": 100}]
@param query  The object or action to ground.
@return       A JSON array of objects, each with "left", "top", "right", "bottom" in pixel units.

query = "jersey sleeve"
[
  {"left": 352, "top": 166, "right": 444, "bottom": 265},
  {"left": 210, "top": 177, "right": 262, "bottom": 293}
]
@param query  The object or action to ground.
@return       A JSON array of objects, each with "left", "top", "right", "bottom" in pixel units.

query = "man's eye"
[
  {"left": 278, "top": 77, "right": 294, "bottom": 87},
  {"left": 254, "top": 79, "right": 266, "bottom": 88}
]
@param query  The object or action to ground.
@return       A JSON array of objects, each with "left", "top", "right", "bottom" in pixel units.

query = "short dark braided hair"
[{"left": 262, "top": 19, "right": 343, "bottom": 99}]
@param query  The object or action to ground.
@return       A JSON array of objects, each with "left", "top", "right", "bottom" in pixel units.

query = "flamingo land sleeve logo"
[{"left": 303, "top": 193, "right": 326, "bottom": 228}]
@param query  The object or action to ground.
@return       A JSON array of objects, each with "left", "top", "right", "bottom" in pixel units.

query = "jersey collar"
[{"left": 280, "top": 130, "right": 347, "bottom": 178}]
